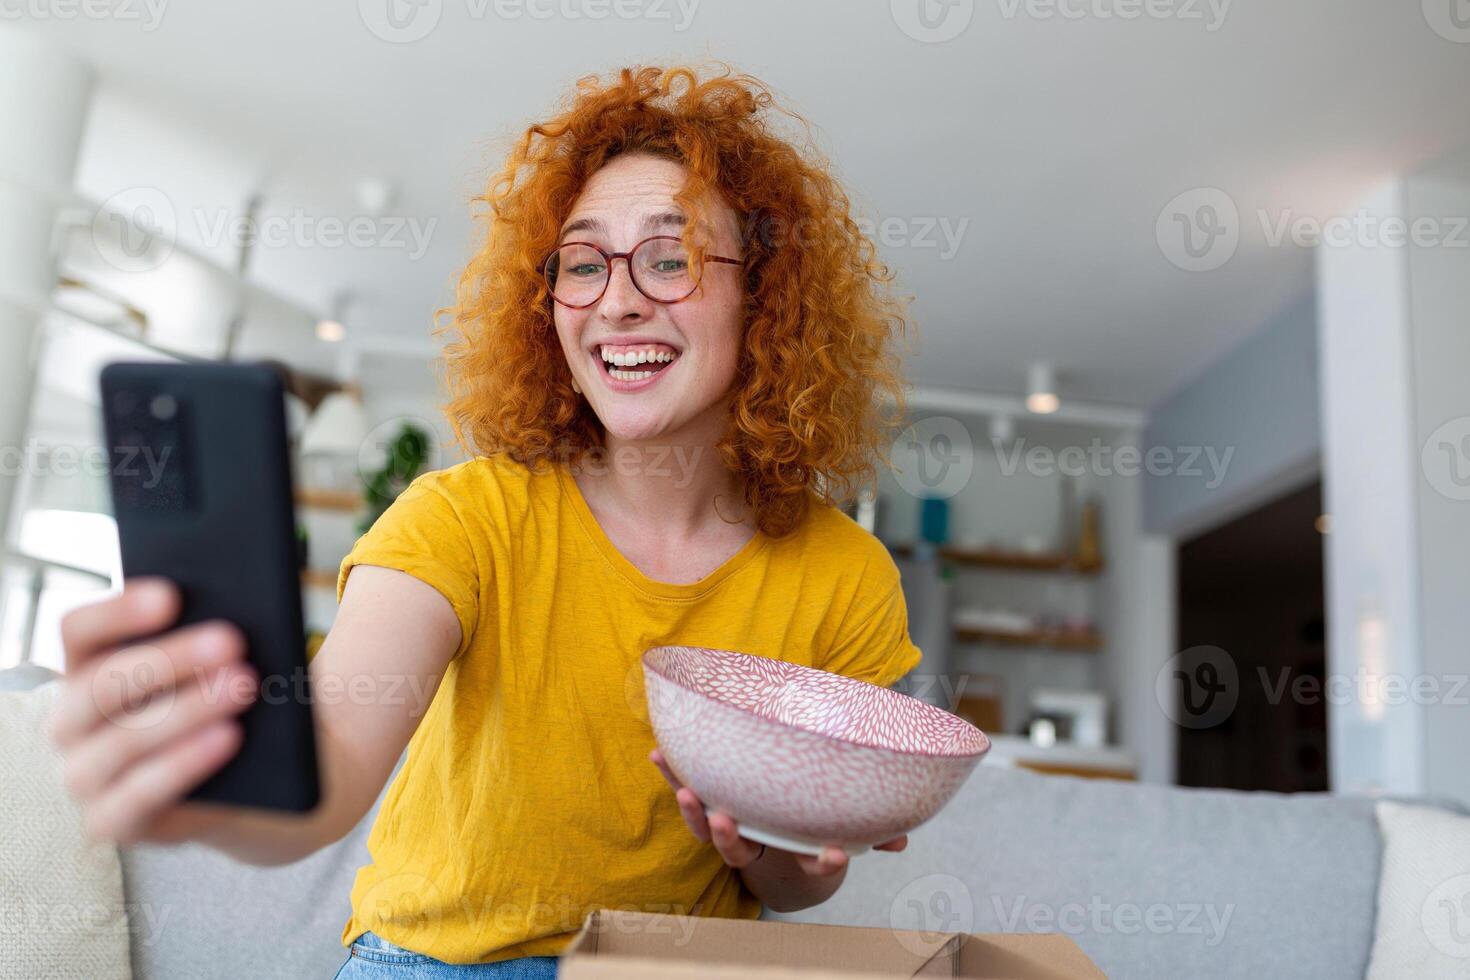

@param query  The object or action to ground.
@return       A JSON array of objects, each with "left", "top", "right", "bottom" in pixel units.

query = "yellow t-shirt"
[{"left": 334, "top": 454, "right": 922, "bottom": 965}]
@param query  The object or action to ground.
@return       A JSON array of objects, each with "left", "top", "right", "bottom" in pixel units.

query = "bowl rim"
[{"left": 642, "top": 644, "right": 991, "bottom": 761}]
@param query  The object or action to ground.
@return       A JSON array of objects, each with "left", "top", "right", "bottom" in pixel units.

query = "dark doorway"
[{"left": 1175, "top": 479, "right": 1329, "bottom": 792}]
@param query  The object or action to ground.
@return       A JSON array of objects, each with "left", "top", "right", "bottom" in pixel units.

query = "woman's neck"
[
  {"left": 582, "top": 423, "right": 747, "bottom": 537},
  {"left": 569, "top": 411, "right": 758, "bottom": 583}
]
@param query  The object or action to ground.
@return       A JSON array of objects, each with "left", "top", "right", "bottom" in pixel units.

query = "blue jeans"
[{"left": 332, "top": 931, "right": 560, "bottom": 979}]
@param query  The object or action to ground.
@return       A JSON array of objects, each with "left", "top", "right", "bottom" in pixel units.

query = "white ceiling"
[{"left": 22, "top": 0, "right": 1470, "bottom": 408}]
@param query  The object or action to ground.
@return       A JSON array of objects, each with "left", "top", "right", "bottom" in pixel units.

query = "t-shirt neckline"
[{"left": 555, "top": 461, "right": 770, "bottom": 601}]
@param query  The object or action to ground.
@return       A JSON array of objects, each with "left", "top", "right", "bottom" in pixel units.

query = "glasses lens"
[
  {"left": 633, "top": 238, "right": 697, "bottom": 302},
  {"left": 546, "top": 243, "right": 607, "bottom": 305}
]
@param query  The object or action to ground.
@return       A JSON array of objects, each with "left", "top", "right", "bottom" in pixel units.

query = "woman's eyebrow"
[{"left": 558, "top": 211, "right": 686, "bottom": 240}]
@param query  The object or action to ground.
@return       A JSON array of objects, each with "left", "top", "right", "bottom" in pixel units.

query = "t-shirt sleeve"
[
  {"left": 336, "top": 475, "right": 480, "bottom": 660},
  {"left": 819, "top": 563, "right": 923, "bottom": 690}
]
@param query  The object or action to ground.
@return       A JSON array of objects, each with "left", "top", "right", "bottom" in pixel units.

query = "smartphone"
[{"left": 100, "top": 361, "right": 321, "bottom": 813}]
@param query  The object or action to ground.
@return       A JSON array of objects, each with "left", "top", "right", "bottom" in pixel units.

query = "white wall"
[
  {"left": 1404, "top": 160, "right": 1470, "bottom": 803},
  {"left": 1142, "top": 295, "right": 1321, "bottom": 539},
  {"left": 1317, "top": 169, "right": 1470, "bottom": 803}
]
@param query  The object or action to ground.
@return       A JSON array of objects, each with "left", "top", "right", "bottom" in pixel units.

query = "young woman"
[{"left": 49, "top": 64, "right": 922, "bottom": 978}]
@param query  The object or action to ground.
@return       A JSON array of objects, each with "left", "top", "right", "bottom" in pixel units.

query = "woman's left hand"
[{"left": 649, "top": 748, "right": 907, "bottom": 877}]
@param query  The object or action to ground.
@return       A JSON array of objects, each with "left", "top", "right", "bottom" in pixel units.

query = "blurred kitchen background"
[{"left": 1, "top": 3, "right": 1467, "bottom": 805}]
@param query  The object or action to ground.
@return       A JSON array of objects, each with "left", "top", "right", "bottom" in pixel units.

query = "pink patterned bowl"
[{"left": 643, "top": 645, "right": 989, "bottom": 856}]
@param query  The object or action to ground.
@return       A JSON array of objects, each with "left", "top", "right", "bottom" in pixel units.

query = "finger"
[
  {"left": 706, "top": 811, "right": 762, "bottom": 868},
  {"left": 49, "top": 621, "right": 245, "bottom": 748},
  {"left": 875, "top": 836, "right": 909, "bottom": 852},
  {"left": 62, "top": 663, "right": 257, "bottom": 802},
  {"left": 649, "top": 749, "right": 683, "bottom": 791},
  {"left": 674, "top": 786, "right": 711, "bottom": 842},
  {"left": 794, "top": 846, "right": 849, "bottom": 877},
  {"left": 59, "top": 578, "right": 179, "bottom": 673},
  {"left": 84, "top": 719, "right": 244, "bottom": 844}
]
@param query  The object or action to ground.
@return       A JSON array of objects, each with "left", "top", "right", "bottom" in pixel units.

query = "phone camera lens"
[{"left": 150, "top": 394, "right": 178, "bottom": 421}]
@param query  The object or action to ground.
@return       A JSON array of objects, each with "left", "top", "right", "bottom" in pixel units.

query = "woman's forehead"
[
  {"left": 562, "top": 185, "right": 739, "bottom": 246},
  {"left": 567, "top": 154, "right": 733, "bottom": 224}
]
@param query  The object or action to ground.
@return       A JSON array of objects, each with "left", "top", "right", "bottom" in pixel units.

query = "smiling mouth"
[{"left": 597, "top": 343, "right": 680, "bottom": 383}]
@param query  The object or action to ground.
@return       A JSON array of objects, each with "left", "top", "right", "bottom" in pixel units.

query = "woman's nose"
[{"left": 598, "top": 256, "right": 654, "bottom": 319}]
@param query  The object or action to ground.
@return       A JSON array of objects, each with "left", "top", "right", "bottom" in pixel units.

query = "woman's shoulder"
[
  {"left": 410, "top": 453, "right": 555, "bottom": 503},
  {"left": 785, "top": 498, "right": 902, "bottom": 592}
]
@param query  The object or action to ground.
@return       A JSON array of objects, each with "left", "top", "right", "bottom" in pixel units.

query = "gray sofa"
[{"left": 116, "top": 763, "right": 1391, "bottom": 979}]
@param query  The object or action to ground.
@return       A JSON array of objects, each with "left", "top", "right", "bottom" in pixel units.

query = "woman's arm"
[
  {"left": 52, "top": 564, "right": 461, "bottom": 866},
  {"left": 190, "top": 565, "right": 462, "bottom": 865}
]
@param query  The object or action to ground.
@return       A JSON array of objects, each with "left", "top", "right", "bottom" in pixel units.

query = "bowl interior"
[{"left": 644, "top": 645, "right": 989, "bottom": 758}]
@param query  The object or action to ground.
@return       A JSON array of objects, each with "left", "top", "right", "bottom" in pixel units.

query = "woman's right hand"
[{"left": 47, "top": 577, "right": 259, "bottom": 844}]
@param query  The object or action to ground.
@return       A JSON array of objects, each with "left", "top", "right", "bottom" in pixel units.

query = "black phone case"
[{"left": 100, "top": 361, "right": 321, "bottom": 813}]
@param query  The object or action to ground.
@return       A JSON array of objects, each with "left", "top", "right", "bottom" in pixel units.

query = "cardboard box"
[{"left": 559, "top": 910, "right": 1106, "bottom": 979}]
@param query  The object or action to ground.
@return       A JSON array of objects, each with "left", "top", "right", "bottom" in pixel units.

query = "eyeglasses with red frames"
[{"left": 539, "top": 235, "right": 744, "bottom": 309}]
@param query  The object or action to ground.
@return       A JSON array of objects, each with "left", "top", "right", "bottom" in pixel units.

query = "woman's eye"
[
  {"left": 567, "top": 263, "right": 604, "bottom": 277},
  {"left": 651, "top": 259, "right": 688, "bottom": 274}
]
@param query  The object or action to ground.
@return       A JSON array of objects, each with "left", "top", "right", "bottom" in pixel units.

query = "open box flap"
[{"left": 560, "top": 910, "right": 1106, "bottom": 980}]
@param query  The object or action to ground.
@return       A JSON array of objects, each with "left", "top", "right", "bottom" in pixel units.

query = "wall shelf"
[
  {"left": 295, "top": 488, "right": 363, "bottom": 512},
  {"left": 883, "top": 541, "right": 1102, "bottom": 574},
  {"left": 941, "top": 547, "right": 1103, "bottom": 575},
  {"left": 953, "top": 625, "right": 1103, "bottom": 652},
  {"left": 301, "top": 569, "right": 339, "bottom": 590}
]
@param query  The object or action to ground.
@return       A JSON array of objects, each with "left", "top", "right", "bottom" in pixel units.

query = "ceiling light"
[
  {"left": 316, "top": 319, "right": 346, "bottom": 342},
  {"left": 1026, "top": 362, "right": 1059, "bottom": 414}
]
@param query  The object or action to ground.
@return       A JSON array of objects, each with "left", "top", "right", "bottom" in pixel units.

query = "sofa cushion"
[
  {"left": 766, "top": 764, "right": 1383, "bottom": 980},
  {"left": 0, "top": 682, "right": 133, "bottom": 980},
  {"left": 117, "top": 759, "right": 395, "bottom": 980},
  {"left": 1366, "top": 800, "right": 1470, "bottom": 978}
]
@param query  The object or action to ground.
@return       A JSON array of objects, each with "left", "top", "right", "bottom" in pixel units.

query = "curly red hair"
[{"left": 438, "top": 63, "right": 911, "bottom": 537}]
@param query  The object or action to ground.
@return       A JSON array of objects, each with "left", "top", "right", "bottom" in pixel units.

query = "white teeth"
[
  {"left": 609, "top": 368, "right": 656, "bottom": 381},
  {"left": 599, "top": 346, "right": 678, "bottom": 367}
]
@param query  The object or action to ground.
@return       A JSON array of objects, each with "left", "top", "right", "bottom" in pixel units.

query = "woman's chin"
[{"left": 596, "top": 413, "right": 680, "bottom": 445}]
